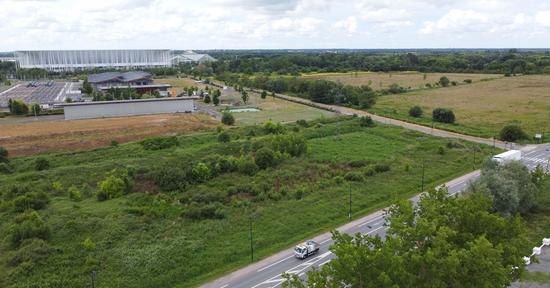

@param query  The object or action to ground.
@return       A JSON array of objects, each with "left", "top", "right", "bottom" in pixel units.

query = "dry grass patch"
[
  {"left": 0, "top": 113, "right": 217, "bottom": 156},
  {"left": 371, "top": 75, "right": 550, "bottom": 139}
]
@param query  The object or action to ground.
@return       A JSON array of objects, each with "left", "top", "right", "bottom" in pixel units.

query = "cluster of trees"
[
  {"left": 91, "top": 87, "right": 157, "bottom": 102},
  {"left": 206, "top": 50, "right": 550, "bottom": 76},
  {"left": 6, "top": 99, "right": 42, "bottom": 116},
  {"left": 221, "top": 75, "right": 378, "bottom": 107},
  {"left": 285, "top": 188, "right": 531, "bottom": 288}
]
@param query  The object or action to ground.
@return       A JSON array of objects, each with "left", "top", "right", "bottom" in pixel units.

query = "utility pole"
[
  {"left": 348, "top": 184, "right": 352, "bottom": 221},
  {"left": 421, "top": 157, "right": 425, "bottom": 192},
  {"left": 91, "top": 270, "right": 96, "bottom": 288},
  {"left": 249, "top": 217, "right": 254, "bottom": 263},
  {"left": 473, "top": 145, "right": 476, "bottom": 169}
]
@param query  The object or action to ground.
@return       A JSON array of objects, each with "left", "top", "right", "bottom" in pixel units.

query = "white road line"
[
  {"left": 366, "top": 226, "right": 386, "bottom": 235},
  {"left": 257, "top": 255, "right": 295, "bottom": 272},
  {"left": 357, "top": 215, "right": 384, "bottom": 227},
  {"left": 219, "top": 285, "right": 228, "bottom": 288},
  {"left": 319, "top": 238, "right": 331, "bottom": 245},
  {"left": 318, "top": 259, "right": 331, "bottom": 266}
]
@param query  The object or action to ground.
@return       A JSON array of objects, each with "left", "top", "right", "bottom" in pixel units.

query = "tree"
[
  {"left": 204, "top": 94, "right": 211, "bottom": 104},
  {"left": 432, "top": 108, "right": 455, "bottom": 123},
  {"left": 409, "top": 105, "right": 423, "bottom": 117},
  {"left": 34, "top": 157, "right": 50, "bottom": 171},
  {"left": 499, "top": 124, "right": 528, "bottom": 142},
  {"left": 359, "top": 116, "right": 375, "bottom": 127},
  {"left": 31, "top": 103, "right": 41, "bottom": 115},
  {"left": 0, "top": 146, "right": 8, "bottom": 163},
  {"left": 471, "top": 160, "right": 539, "bottom": 215},
  {"left": 96, "top": 169, "right": 133, "bottom": 201},
  {"left": 213, "top": 89, "right": 220, "bottom": 106},
  {"left": 221, "top": 112, "right": 235, "bottom": 125},
  {"left": 241, "top": 90, "right": 249, "bottom": 104},
  {"left": 261, "top": 90, "right": 267, "bottom": 99},
  {"left": 284, "top": 188, "right": 529, "bottom": 288},
  {"left": 191, "top": 162, "right": 211, "bottom": 183},
  {"left": 218, "top": 131, "right": 230, "bottom": 143},
  {"left": 81, "top": 78, "right": 93, "bottom": 95},
  {"left": 439, "top": 76, "right": 450, "bottom": 87},
  {"left": 9, "top": 100, "right": 29, "bottom": 115},
  {"left": 255, "top": 147, "right": 276, "bottom": 169}
]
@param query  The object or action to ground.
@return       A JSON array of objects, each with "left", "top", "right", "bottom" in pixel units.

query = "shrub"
[
  {"left": 296, "top": 119, "right": 309, "bottom": 127},
  {"left": 218, "top": 131, "right": 230, "bottom": 143},
  {"left": 439, "top": 76, "right": 450, "bottom": 87},
  {"left": 261, "top": 90, "right": 267, "bottom": 99},
  {"left": 238, "top": 156, "right": 259, "bottom": 176},
  {"left": 221, "top": 112, "right": 235, "bottom": 125},
  {"left": 0, "top": 162, "right": 13, "bottom": 174},
  {"left": 363, "top": 166, "right": 376, "bottom": 177},
  {"left": 271, "top": 134, "right": 307, "bottom": 157},
  {"left": 13, "top": 192, "right": 50, "bottom": 212},
  {"left": 446, "top": 140, "right": 465, "bottom": 149},
  {"left": 184, "top": 203, "right": 225, "bottom": 220},
  {"left": 263, "top": 121, "right": 285, "bottom": 134},
  {"left": 451, "top": 81, "right": 457, "bottom": 86},
  {"left": 217, "top": 156, "right": 239, "bottom": 173},
  {"left": 499, "top": 124, "right": 528, "bottom": 142},
  {"left": 191, "top": 162, "right": 211, "bottom": 183},
  {"left": 255, "top": 147, "right": 276, "bottom": 169},
  {"left": 344, "top": 171, "right": 364, "bottom": 182},
  {"left": 408, "top": 106, "right": 423, "bottom": 118},
  {"left": 7, "top": 238, "right": 51, "bottom": 267},
  {"left": 463, "top": 79, "right": 472, "bottom": 84},
  {"left": 153, "top": 167, "right": 188, "bottom": 191},
  {"left": 432, "top": 108, "right": 455, "bottom": 123},
  {"left": 203, "top": 94, "right": 211, "bottom": 104},
  {"left": 359, "top": 116, "right": 375, "bottom": 127},
  {"left": 0, "top": 146, "right": 8, "bottom": 162},
  {"left": 437, "top": 146, "right": 446, "bottom": 155},
  {"left": 97, "top": 169, "right": 133, "bottom": 201},
  {"left": 140, "top": 136, "right": 178, "bottom": 150},
  {"left": 68, "top": 186, "right": 82, "bottom": 201},
  {"left": 374, "top": 163, "right": 391, "bottom": 173},
  {"left": 9, "top": 212, "right": 51, "bottom": 247},
  {"left": 333, "top": 175, "right": 345, "bottom": 184},
  {"left": 111, "top": 140, "right": 119, "bottom": 147},
  {"left": 82, "top": 237, "right": 96, "bottom": 251},
  {"left": 34, "top": 158, "right": 50, "bottom": 171},
  {"left": 348, "top": 159, "right": 371, "bottom": 168}
]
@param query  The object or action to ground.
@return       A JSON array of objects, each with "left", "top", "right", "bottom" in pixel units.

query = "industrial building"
[
  {"left": 15, "top": 50, "right": 172, "bottom": 71},
  {"left": 88, "top": 71, "right": 171, "bottom": 95},
  {"left": 62, "top": 97, "right": 197, "bottom": 120},
  {"left": 172, "top": 51, "right": 217, "bottom": 64}
]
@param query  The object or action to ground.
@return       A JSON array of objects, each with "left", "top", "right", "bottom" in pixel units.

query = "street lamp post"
[
  {"left": 91, "top": 270, "right": 96, "bottom": 288},
  {"left": 348, "top": 184, "right": 352, "bottom": 221},
  {"left": 473, "top": 146, "right": 476, "bottom": 170}
]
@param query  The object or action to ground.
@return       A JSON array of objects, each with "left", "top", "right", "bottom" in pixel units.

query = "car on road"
[{"left": 294, "top": 240, "right": 319, "bottom": 259}]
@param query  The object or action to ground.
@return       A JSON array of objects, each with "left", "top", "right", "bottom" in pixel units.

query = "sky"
[{"left": 1, "top": 0, "right": 550, "bottom": 51}]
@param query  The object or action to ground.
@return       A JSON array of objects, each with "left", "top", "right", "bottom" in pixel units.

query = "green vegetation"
[
  {"left": 284, "top": 188, "right": 531, "bottom": 288},
  {"left": 0, "top": 117, "right": 496, "bottom": 287},
  {"left": 432, "top": 108, "right": 456, "bottom": 124},
  {"left": 499, "top": 124, "right": 528, "bottom": 142},
  {"left": 221, "top": 112, "right": 235, "bottom": 125},
  {"left": 409, "top": 105, "right": 423, "bottom": 118}
]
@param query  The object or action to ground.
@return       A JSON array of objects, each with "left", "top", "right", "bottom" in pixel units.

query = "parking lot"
[{"left": 0, "top": 81, "right": 82, "bottom": 108}]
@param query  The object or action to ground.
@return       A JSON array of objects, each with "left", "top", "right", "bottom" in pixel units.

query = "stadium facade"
[{"left": 15, "top": 50, "right": 172, "bottom": 72}]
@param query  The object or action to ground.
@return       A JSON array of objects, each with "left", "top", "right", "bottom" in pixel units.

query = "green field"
[
  {"left": 368, "top": 75, "right": 550, "bottom": 141},
  {"left": 0, "top": 117, "right": 496, "bottom": 287}
]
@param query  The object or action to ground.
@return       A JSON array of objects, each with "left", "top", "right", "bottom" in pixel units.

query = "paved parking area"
[{"left": 0, "top": 81, "right": 82, "bottom": 107}]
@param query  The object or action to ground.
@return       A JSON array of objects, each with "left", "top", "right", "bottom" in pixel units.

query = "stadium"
[{"left": 15, "top": 50, "right": 172, "bottom": 72}]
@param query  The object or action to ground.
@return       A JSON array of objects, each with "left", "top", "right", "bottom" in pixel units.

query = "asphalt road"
[{"left": 202, "top": 144, "right": 550, "bottom": 288}]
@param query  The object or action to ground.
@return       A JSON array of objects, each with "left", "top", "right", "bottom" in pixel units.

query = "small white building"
[{"left": 62, "top": 97, "right": 197, "bottom": 120}]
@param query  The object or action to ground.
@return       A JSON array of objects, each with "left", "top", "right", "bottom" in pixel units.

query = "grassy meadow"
[
  {"left": 301, "top": 71, "right": 501, "bottom": 90},
  {"left": 369, "top": 75, "right": 550, "bottom": 141},
  {"left": 0, "top": 117, "right": 496, "bottom": 288}
]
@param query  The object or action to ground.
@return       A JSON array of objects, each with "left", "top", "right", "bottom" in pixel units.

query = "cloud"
[
  {"left": 535, "top": 10, "right": 550, "bottom": 27},
  {"left": 334, "top": 16, "right": 358, "bottom": 34},
  {"left": 420, "top": 9, "right": 490, "bottom": 34}
]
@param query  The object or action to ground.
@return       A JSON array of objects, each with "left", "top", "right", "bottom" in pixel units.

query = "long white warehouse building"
[
  {"left": 62, "top": 97, "right": 197, "bottom": 120},
  {"left": 15, "top": 50, "right": 172, "bottom": 71}
]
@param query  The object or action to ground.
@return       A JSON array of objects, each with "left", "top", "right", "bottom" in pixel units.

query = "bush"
[
  {"left": 97, "top": 169, "right": 133, "bottom": 201},
  {"left": 463, "top": 79, "right": 472, "bottom": 84},
  {"left": 437, "top": 146, "right": 446, "bottom": 155},
  {"left": 263, "top": 121, "right": 285, "bottom": 134},
  {"left": 446, "top": 140, "right": 465, "bottom": 149},
  {"left": 296, "top": 119, "right": 309, "bottom": 127},
  {"left": 218, "top": 131, "right": 230, "bottom": 143},
  {"left": 408, "top": 106, "right": 423, "bottom": 118},
  {"left": 34, "top": 157, "right": 50, "bottom": 171},
  {"left": 7, "top": 238, "right": 51, "bottom": 268},
  {"left": 0, "top": 146, "right": 8, "bottom": 162},
  {"left": 451, "top": 81, "right": 457, "bottom": 86},
  {"left": 0, "top": 162, "right": 13, "bottom": 174},
  {"left": 359, "top": 116, "right": 375, "bottom": 127},
  {"left": 82, "top": 237, "right": 96, "bottom": 251},
  {"left": 153, "top": 167, "right": 188, "bottom": 191},
  {"left": 271, "top": 134, "right": 307, "bottom": 157},
  {"left": 348, "top": 159, "right": 371, "bottom": 168},
  {"left": 238, "top": 156, "right": 259, "bottom": 176},
  {"left": 13, "top": 192, "right": 50, "bottom": 212},
  {"left": 184, "top": 203, "right": 225, "bottom": 220},
  {"left": 255, "top": 147, "right": 276, "bottom": 169},
  {"left": 374, "top": 163, "right": 391, "bottom": 173},
  {"left": 499, "top": 124, "right": 528, "bottom": 142},
  {"left": 111, "top": 140, "right": 119, "bottom": 147},
  {"left": 344, "top": 171, "right": 364, "bottom": 182},
  {"left": 439, "top": 76, "right": 450, "bottom": 87},
  {"left": 221, "top": 112, "right": 235, "bottom": 125},
  {"left": 432, "top": 108, "right": 455, "bottom": 123},
  {"left": 140, "top": 136, "right": 178, "bottom": 150},
  {"left": 9, "top": 212, "right": 51, "bottom": 247},
  {"left": 203, "top": 94, "right": 211, "bottom": 104},
  {"left": 191, "top": 162, "right": 211, "bottom": 183},
  {"left": 68, "top": 186, "right": 82, "bottom": 201}
]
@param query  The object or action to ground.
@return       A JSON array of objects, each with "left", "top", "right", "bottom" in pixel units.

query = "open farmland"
[
  {"left": 302, "top": 71, "right": 501, "bottom": 90},
  {"left": 0, "top": 113, "right": 217, "bottom": 156},
  {"left": 156, "top": 77, "right": 208, "bottom": 95},
  {"left": 369, "top": 75, "right": 550, "bottom": 140},
  {"left": 0, "top": 117, "right": 495, "bottom": 288}
]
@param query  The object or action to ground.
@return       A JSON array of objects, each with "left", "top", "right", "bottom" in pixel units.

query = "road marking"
[
  {"left": 319, "top": 238, "right": 331, "bottom": 245},
  {"left": 318, "top": 259, "right": 331, "bottom": 266},
  {"left": 257, "top": 255, "right": 295, "bottom": 272},
  {"left": 219, "top": 285, "right": 228, "bottom": 288},
  {"left": 366, "top": 226, "right": 386, "bottom": 235},
  {"left": 357, "top": 215, "right": 384, "bottom": 227}
]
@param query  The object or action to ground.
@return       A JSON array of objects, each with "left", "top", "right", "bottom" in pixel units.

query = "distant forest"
[{"left": 4, "top": 49, "right": 550, "bottom": 80}]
